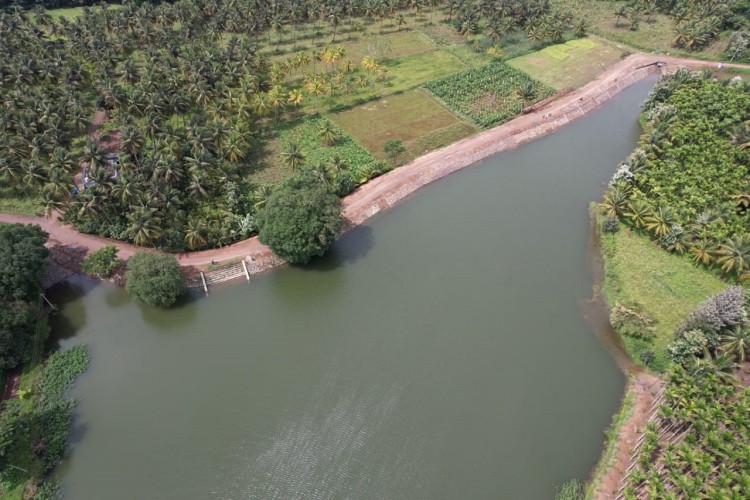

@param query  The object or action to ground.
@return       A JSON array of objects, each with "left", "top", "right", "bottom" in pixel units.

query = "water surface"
[{"left": 52, "top": 78, "right": 654, "bottom": 499}]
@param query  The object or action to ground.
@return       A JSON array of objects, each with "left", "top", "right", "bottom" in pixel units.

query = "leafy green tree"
[
  {"left": 125, "top": 253, "right": 185, "bottom": 308},
  {"left": 0, "top": 224, "right": 48, "bottom": 369},
  {"left": 81, "top": 246, "right": 120, "bottom": 279},
  {"left": 256, "top": 170, "right": 342, "bottom": 264}
]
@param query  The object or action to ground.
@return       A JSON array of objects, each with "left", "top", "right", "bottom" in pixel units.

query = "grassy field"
[
  {"left": 551, "top": 0, "right": 730, "bottom": 60},
  {"left": 601, "top": 225, "right": 726, "bottom": 370},
  {"left": 508, "top": 37, "right": 625, "bottom": 90},
  {"left": 332, "top": 89, "right": 477, "bottom": 163},
  {"left": 0, "top": 188, "right": 43, "bottom": 216},
  {"left": 382, "top": 50, "right": 468, "bottom": 92}
]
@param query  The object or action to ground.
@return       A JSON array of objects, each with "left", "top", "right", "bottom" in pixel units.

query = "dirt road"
[{"left": 1, "top": 54, "right": 747, "bottom": 271}]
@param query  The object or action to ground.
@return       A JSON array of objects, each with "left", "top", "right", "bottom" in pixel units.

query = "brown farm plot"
[{"left": 332, "top": 89, "right": 477, "bottom": 162}]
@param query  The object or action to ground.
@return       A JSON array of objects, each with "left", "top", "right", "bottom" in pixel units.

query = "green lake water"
[{"left": 50, "top": 78, "right": 654, "bottom": 499}]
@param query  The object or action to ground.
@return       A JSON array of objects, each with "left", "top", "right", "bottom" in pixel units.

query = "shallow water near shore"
[{"left": 50, "top": 77, "right": 655, "bottom": 499}]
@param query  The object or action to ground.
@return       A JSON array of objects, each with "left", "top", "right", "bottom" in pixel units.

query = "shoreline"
[{"left": 3, "top": 54, "right": 747, "bottom": 274}]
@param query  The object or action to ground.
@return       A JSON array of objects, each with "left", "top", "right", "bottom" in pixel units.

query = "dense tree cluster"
[
  {"left": 622, "top": 366, "right": 750, "bottom": 498},
  {"left": 256, "top": 168, "right": 342, "bottom": 263},
  {"left": 605, "top": 0, "right": 747, "bottom": 49},
  {"left": 125, "top": 252, "right": 185, "bottom": 307},
  {"left": 601, "top": 68, "right": 750, "bottom": 279},
  {"left": 0, "top": 224, "right": 48, "bottom": 370},
  {"left": 453, "top": 0, "right": 587, "bottom": 43},
  {"left": 0, "top": 0, "right": 427, "bottom": 252}
]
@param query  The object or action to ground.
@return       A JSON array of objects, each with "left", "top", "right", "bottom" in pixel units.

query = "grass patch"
[
  {"left": 424, "top": 62, "right": 554, "bottom": 128},
  {"left": 45, "top": 4, "right": 122, "bottom": 20},
  {"left": 508, "top": 37, "right": 625, "bottom": 90},
  {"left": 331, "top": 89, "right": 477, "bottom": 162},
  {"left": 382, "top": 49, "right": 468, "bottom": 92},
  {"left": 600, "top": 225, "right": 726, "bottom": 369},
  {"left": 0, "top": 188, "right": 43, "bottom": 216}
]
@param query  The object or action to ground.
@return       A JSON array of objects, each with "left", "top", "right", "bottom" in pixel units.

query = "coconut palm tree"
[
  {"left": 280, "top": 142, "right": 305, "bottom": 172},
  {"left": 689, "top": 239, "right": 717, "bottom": 267},
  {"left": 318, "top": 120, "right": 339, "bottom": 146},
  {"left": 623, "top": 199, "right": 650, "bottom": 229},
  {"left": 125, "top": 207, "right": 163, "bottom": 247},
  {"left": 717, "top": 236, "right": 750, "bottom": 275},
  {"left": 184, "top": 218, "right": 209, "bottom": 250},
  {"left": 645, "top": 205, "right": 677, "bottom": 238},
  {"left": 601, "top": 183, "right": 631, "bottom": 218},
  {"left": 719, "top": 327, "right": 750, "bottom": 362},
  {"left": 517, "top": 81, "right": 537, "bottom": 106}
]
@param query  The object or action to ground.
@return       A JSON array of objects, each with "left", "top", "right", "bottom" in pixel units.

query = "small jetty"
[{"left": 188, "top": 260, "right": 251, "bottom": 296}]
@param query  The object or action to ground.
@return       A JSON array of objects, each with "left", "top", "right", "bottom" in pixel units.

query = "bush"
[
  {"left": 677, "top": 286, "right": 745, "bottom": 340},
  {"left": 726, "top": 31, "right": 750, "bottom": 62},
  {"left": 125, "top": 253, "right": 185, "bottom": 307},
  {"left": 602, "top": 216, "right": 619, "bottom": 233},
  {"left": 333, "top": 172, "right": 358, "bottom": 197},
  {"left": 610, "top": 302, "right": 656, "bottom": 340},
  {"left": 81, "top": 245, "right": 120, "bottom": 278},
  {"left": 256, "top": 169, "right": 342, "bottom": 264},
  {"left": 669, "top": 329, "right": 709, "bottom": 365}
]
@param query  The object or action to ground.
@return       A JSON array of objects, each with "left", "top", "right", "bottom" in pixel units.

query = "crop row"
[{"left": 424, "top": 62, "right": 554, "bottom": 128}]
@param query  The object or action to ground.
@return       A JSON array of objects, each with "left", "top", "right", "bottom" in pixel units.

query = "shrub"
[
  {"left": 677, "top": 286, "right": 745, "bottom": 340},
  {"left": 610, "top": 303, "right": 655, "bottom": 340},
  {"left": 602, "top": 216, "right": 620, "bottom": 233},
  {"left": 256, "top": 169, "right": 342, "bottom": 264},
  {"left": 669, "top": 329, "right": 709, "bottom": 365},
  {"left": 726, "top": 31, "right": 750, "bottom": 62},
  {"left": 81, "top": 245, "right": 120, "bottom": 278},
  {"left": 333, "top": 172, "right": 358, "bottom": 197},
  {"left": 125, "top": 253, "right": 185, "bottom": 307}
]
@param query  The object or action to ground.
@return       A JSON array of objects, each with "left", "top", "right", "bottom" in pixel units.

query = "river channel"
[{"left": 50, "top": 77, "right": 655, "bottom": 499}]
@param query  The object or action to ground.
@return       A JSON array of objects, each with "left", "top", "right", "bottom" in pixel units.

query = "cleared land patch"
[
  {"left": 424, "top": 62, "right": 554, "bottom": 127},
  {"left": 332, "top": 90, "right": 477, "bottom": 162},
  {"left": 508, "top": 38, "right": 625, "bottom": 90}
]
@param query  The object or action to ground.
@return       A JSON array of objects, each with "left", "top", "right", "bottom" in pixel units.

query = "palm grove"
[{"left": 0, "top": 0, "right": 583, "bottom": 256}]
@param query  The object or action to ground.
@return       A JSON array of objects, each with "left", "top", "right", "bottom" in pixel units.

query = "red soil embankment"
[{"left": 1, "top": 54, "right": 748, "bottom": 273}]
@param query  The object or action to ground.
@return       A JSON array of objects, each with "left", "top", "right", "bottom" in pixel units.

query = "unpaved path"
[
  {"left": 594, "top": 371, "right": 665, "bottom": 499},
  {"left": 2, "top": 54, "right": 748, "bottom": 271}
]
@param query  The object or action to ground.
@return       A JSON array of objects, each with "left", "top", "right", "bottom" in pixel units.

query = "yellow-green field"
[
  {"left": 508, "top": 38, "right": 625, "bottom": 90},
  {"left": 332, "top": 90, "right": 477, "bottom": 162}
]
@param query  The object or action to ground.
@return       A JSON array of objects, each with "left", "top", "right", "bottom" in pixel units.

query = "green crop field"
[{"left": 425, "top": 62, "right": 555, "bottom": 127}]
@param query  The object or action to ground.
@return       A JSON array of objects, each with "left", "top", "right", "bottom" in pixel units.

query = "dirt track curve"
[{"left": 2, "top": 53, "right": 749, "bottom": 273}]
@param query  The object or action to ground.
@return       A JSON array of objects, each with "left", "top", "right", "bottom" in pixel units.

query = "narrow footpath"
[{"left": 1, "top": 54, "right": 748, "bottom": 273}]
